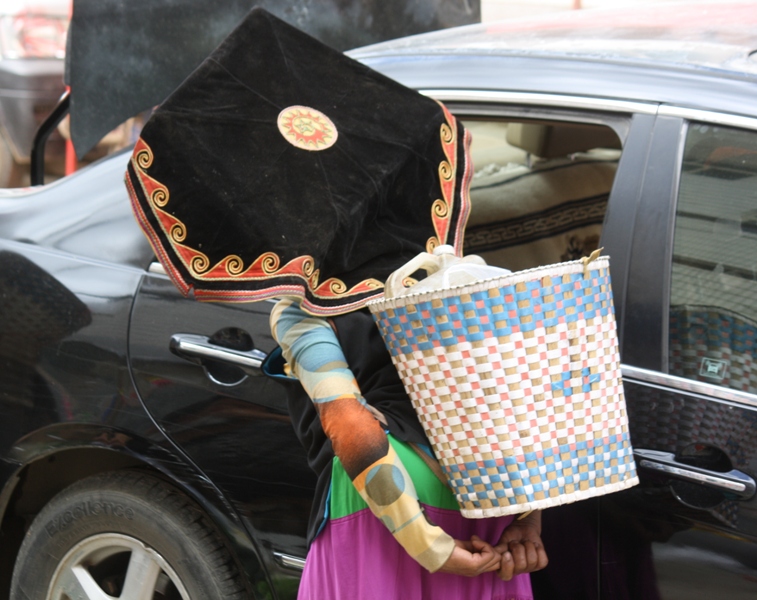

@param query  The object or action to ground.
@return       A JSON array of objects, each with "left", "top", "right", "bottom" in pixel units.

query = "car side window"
[
  {"left": 462, "top": 118, "right": 622, "bottom": 272},
  {"left": 669, "top": 122, "right": 757, "bottom": 393}
]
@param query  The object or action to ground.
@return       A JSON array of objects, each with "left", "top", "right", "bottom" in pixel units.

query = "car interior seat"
[{"left": 464, "top": 120, "right": 622, "bottom": 272}]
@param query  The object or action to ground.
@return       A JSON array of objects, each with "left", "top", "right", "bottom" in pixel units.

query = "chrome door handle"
[
  {"left": 272, "top": 551, "right": 306, "bottom": 571},
  {"left": 170, "top": 333, "right": 267, "bottom": 371},
  {"left": 635, "top": 449, "right": 756, "bottom": 500}
]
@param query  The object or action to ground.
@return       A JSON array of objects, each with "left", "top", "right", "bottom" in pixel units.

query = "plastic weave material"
[{"left": 368, "top": 257, "right": 638, "bottom": 517}]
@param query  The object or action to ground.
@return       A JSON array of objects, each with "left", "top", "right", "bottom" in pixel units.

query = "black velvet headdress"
[{"left": 126, "top": 8, "right": 472, "bottom": 315}]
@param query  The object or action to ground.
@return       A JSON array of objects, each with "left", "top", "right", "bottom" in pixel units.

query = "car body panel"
[
  {"left": 0, "top": 148, "right": 152, "bottom": 267},
  {"left": 620, "top": 114, "right": 683, "bottom": 370},
  {"left": 0, "top": 154, "right": 275, "bottom": 597},
  {"left": 128, "top": 274, "right": 313, "bottom": 595},
  {"left": 605, "top": 112, "right": 757, "bottom": 598},
  {"left": 2, "top": 5, "right": 757, "bottom": 598},
  {"left": 355, "top": 52, "right": 757, "bottom": 121}
]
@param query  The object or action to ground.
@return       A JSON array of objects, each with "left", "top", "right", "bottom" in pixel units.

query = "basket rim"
[{"left": 368, "top": 255, "right": 611, "bottom": 312}]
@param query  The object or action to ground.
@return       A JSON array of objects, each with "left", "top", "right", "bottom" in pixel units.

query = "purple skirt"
[{"left": 298, "top": 505, "right": 533, "bottom": 600}]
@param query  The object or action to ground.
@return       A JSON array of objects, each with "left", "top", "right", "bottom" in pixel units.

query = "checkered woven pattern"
[{"left": 368, "top": 257, "right": 638, "bottom": 517}]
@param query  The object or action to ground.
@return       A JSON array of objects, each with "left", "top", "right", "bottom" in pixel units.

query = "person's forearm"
[{"left": 271, "top": 299, "right": 454, "bottom": 571}]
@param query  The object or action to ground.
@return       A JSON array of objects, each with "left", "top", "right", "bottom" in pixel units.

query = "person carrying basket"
[{"left": 125, "top": 8, "right": 550, "bottom": 599}]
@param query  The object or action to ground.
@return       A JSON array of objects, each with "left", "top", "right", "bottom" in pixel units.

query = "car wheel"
[{"left": 10, "top": 470, "right": 249, "bottom": 599}]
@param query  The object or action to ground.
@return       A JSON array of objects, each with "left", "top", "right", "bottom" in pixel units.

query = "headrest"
[{"left": 506, "top": 122, "right": 621, "bottom": 159}]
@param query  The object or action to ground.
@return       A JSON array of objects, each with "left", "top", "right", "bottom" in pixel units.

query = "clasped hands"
[{"left": 437, "top": 510, "right": 548, "bottom": 580}]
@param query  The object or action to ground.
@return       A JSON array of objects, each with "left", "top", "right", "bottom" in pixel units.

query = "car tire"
[{"left": 10, "top": 470, "right": 250, "bottom": 599}]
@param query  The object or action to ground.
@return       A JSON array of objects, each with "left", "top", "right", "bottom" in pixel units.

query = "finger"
[
  {"left": 475, "top": 548, "right": 501, "bottom": 574},
  {"left": 449, "top": 550, "right": 484, "bottom": 577},
  {"left": 493, "top": 527, "right": 523, "bottom": 554},
  {"left": 498, "top": 550, "right": 514, "bottom": 581},
  {"left": 495, "top": 529, "right": 518, "bottom": 552},
  {"left": 536, "top": 545, "right": 549, "bottom": 571},
  {"left": 482, "top": 559, "right": 502, "bottom": 573},
  {"left": 468, "top": 540, "right": 501, "bottom": 573},
  {"left": 475, "top": 554, "right": 501, "bottom": 573},
  {"left": 471, "top": 535, "right": 496, "bottom": 547},
  {"left": 456, "top": 540, "right": 475, "bottom": 552},
  {"left": 509, "top": 542, "right": 528, "bottom": 574},
  {"left": 470, "top": 535, "right": 495, "bottom": 553},
  {"left": 471, "top": 544, "right": 499, "bottom": 564},
  {"left": 493, "top": 542, "right": 509, "bottom": 555},
  {"left": 523, "top": 540, "right": 539, "bottom": 571}
]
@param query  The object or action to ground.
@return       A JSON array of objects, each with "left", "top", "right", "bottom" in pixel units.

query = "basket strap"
[{"left": 408, "top": 442, "right": 449, "bottom": 488}]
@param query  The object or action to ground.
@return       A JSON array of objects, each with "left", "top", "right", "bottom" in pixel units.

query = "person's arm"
[{"left": 271, "top": 298, "right": 499, "bottom": 575}]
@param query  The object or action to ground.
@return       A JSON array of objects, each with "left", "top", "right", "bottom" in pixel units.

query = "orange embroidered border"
[
  {"left": 127, "top": 105, "right": 468, "bottom": 313},
  {"left": 427, "top": 102, "right": 459, "bottom": 252},
  {"left": 130, "top": 138, "right": 384, "bottom": 303}
]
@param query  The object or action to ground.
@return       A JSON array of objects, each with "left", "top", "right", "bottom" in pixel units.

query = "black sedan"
[{"left": 2, "top": 3, "right": 757, "bottom": 599}]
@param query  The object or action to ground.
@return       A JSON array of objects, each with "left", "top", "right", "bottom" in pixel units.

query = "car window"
[
  {"left": 462, "top": 118, "right": 622, "bottom": 272},
  {"left": 669, "top": 122, "right": 757, "bottom": 393}
]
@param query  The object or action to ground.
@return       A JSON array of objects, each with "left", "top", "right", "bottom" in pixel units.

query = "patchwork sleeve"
[{"left": 271, "top": 298, "right": 455, "bottom": 572}]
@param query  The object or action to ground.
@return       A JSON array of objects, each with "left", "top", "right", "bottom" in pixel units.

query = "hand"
[
  {"left": 438, "top": 535, "right": 501, "bottom": 577},
  {"left": 494, "top": 510, "right": 548, "bottom": 581}
]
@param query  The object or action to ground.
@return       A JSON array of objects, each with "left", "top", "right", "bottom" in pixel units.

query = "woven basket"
[{"left": 368, "top": 256, "right": 638, "bottom": 518}]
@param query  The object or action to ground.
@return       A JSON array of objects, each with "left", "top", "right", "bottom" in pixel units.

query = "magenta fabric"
[{"left": 297, "top": 506, "right": 533, "bottom": 600}]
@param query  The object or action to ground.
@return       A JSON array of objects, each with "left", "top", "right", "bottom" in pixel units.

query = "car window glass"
[
  {"left": 669, "top": 122, "right": 757, "bottom": 393},
  {"left": 461, "top": 118, "right": 622, "bottom": 272}
]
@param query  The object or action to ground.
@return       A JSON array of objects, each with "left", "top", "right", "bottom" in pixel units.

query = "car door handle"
[
  {"left": 170, "top": 333, "right": 267, "bottom": 371},
  {"left": 635, "top": 449, "right": 756, "bottom": 500}
]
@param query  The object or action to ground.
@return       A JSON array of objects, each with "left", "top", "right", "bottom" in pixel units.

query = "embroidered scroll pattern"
[
  {"left": 427, "top": 103, "right": 459, "bottom": 253},
  {"left": 128, "top": 104, "right": 466, "bottom": 310},
  {"left": 129, "top": 139, "right": 382, "bottom": 303}
]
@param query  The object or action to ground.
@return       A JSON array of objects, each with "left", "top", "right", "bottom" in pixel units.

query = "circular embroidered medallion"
[{"left": 277, "top": 106, "right": 338, "bottom": 151}]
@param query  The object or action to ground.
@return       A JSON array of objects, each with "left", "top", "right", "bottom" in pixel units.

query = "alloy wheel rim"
[{"left": 46, "top": 532, "right": 191, "bottom": 600}]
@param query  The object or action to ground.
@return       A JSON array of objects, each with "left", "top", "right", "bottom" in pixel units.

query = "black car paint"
[
  {"left": 0, "top": 154, "right": 280, "bottom": 597},
  {"left": 613, "top": 114, "right": 757, "bottom": 597},
  {"left": 129, "top": 274, "right": 315, "bottom": 592},
  {"left": 1, "top": 20, "right": 757, "bottom": 599},
  {"left": 618, "top": 114, "right": 683, "bottom": 371}
]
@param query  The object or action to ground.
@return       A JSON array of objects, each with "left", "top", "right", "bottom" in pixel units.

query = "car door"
[
  {"left": 601, "top": 111, "right": 757, "bottom": 600},
  {"left": 128, "top": 271, "right": 315, "bottom": 598},
  {"left": 429, "top": 96, "right": 661, "bottom": 600}
]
